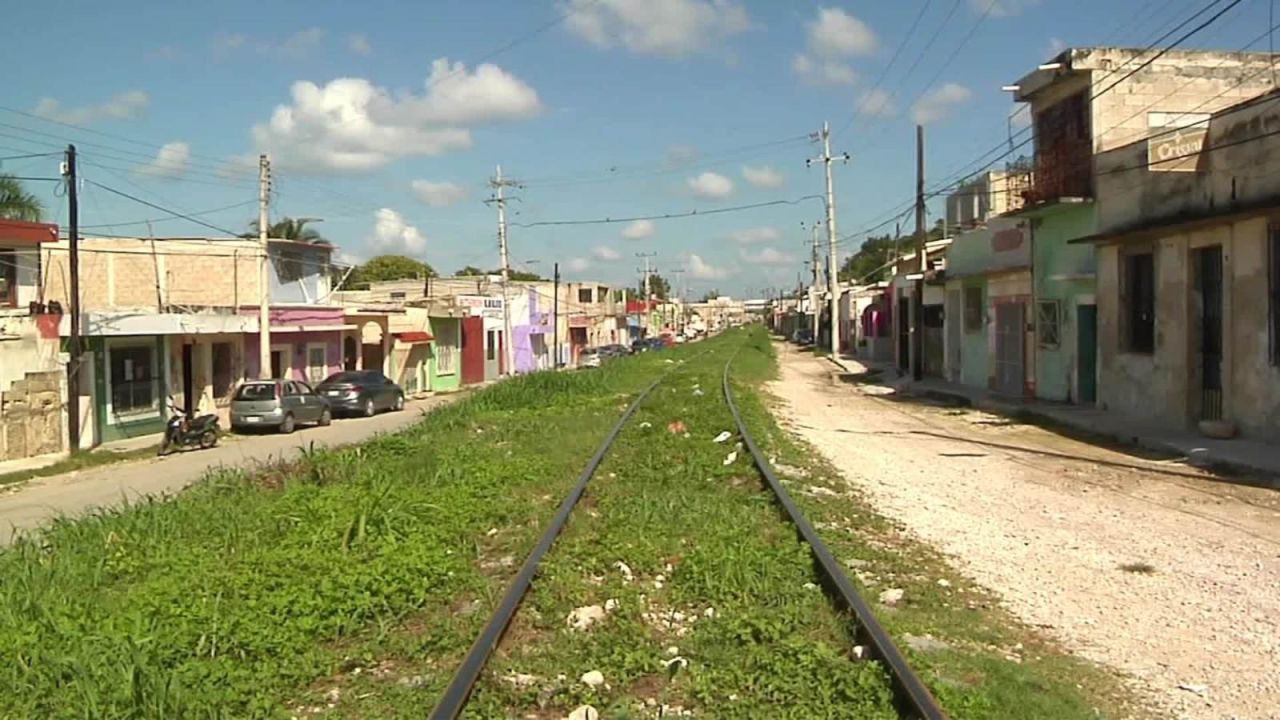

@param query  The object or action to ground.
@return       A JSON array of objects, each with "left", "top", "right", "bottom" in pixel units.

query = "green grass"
[
  {"left": 0, "top": 444, "right": 162, "bottom": 487},
  {"left": 0, "top": 341, "right": 717, "bottom": 719}
]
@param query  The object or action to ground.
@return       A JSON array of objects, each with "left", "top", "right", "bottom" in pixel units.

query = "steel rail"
[
  {"left": 721, "top": 352, "right": 949, "bottom": 720},
  {"left": 429, "top": 350, "right": 706, "bottom": 719}
]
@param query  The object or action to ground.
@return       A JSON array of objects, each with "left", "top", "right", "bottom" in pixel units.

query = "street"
[
  {"left": 768, "top": 344, "right": 1280, "bottom": 720},
  {"left": 0, "top": 394, "right": 462, "bottom": 546}
]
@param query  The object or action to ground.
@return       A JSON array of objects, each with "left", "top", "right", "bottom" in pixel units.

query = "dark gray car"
[
  {"left": 315, "top": 370, "right": 405, "bottom": 417},
  {"left": 230, "top": 379, "right": 332, "bottom": 433}
]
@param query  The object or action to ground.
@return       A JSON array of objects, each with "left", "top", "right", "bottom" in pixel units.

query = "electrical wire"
[
  {"left": 78, "top": 199, "right": 258, "bottom": 230},
  {"left": 509, "top": 196, "right": 824, "bottom": 229},
  {"left": 83, "top": 180, "right": 241, "bottom": 236},
  {"left": 836, "top": 0, "right": 932, "bottom": 136},
  {"left": 0, "top": 151, "right": 60, "bottom": 162}
]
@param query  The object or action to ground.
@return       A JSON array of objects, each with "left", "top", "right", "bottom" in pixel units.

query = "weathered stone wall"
[{"left": 0, "top": 370, "right": 64, "bottom": 461}]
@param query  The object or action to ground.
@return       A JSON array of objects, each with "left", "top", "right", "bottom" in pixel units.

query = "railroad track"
[{"left": 429, "top": 341, "right": 946, "bottom": 720}]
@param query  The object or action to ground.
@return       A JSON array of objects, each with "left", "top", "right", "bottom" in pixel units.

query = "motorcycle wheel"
[{"left": 198, "top": 430, "right": 218, "bottom": 449}]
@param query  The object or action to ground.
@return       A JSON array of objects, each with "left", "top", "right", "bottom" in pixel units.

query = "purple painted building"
[
  {"left": 240, "top": 306, "right": 349, "bottom": 384},
  {"left": 513, "top": 286, "right": 551, "bottom": 373}
]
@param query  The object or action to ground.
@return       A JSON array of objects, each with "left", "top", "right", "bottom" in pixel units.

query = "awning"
[
  {"left": 395, "top": 331, "right": 434, "bottom": 343},
  {"left": 0, "top": 219, "right": 59, "bottom": 246},
  {"left": 270, "top": 324, "right": 358, "bottom": 333}
]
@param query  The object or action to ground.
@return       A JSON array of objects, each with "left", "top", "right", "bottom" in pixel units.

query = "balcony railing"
[{"left": 1025, "top": 141, "right": 1093, "bottom": 205}]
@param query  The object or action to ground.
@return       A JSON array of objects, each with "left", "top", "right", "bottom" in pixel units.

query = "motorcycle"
[{"left": 158, "top": 412, "right": 221, "bottom": 455}]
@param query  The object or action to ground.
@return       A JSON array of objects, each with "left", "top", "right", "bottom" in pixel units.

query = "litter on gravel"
[
  {"left": 667, "top": 421, "right": 687, "bottom": 434},
  {"left": 567, "top": 605, "right": 607, "bottom": 631}
]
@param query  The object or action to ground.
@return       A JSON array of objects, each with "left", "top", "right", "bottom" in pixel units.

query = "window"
[
  {"left": 211, "top": 342, "right": 234, "bottom": 400},
  {"left": 1123, "top": 252, "right": 1156, "bottom": 353},
  {"left": 1036, "top": 300, "right": 1061, "bottom": 349},
  {"left": 109, "top": 343, "right": 158, "bottom": 416},
  {"left": 578, "top": 287, "right": 593, "bottom": 304},
  {"left": 598, "top": 286, "right": 608, "bottom": 303},
  {"left": 0, "top": 249, "right": 15, "bottom": 307},
  {"left": 435, "top": 322, "right": 457, "bottom": 375},
  {"left": 390, "top": 291, "right": 406, "bottom": 302},
  {"left": 282, "top": 381, "right": 300, "bottom": 396},
  {"left": 1270, "top": 226, "right": 1280, "bottom": 365},
  {"left": 306, "top": 344, "right": 327, "bottom": 384},
  {"left": 235, "top": 382, "right": 277, "bottom": 401},
  {"left": 963, "top": 286, "right": 983, "bottom": 332},
  {"left": 486, "top": 330, "right": 496, "bottom": 360},
  {"left": 274, "top": 249, "right": 307, "bottom": 283},
  {"left": 296, "top": 381, "right": 315, "bottom": 396}
]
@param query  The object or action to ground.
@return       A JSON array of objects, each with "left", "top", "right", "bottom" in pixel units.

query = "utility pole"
[
  {"left": 671, "top": 267, "right": 686, "bottom": 333},
  {"left": 257, "top": 154, "right": 272, "bottom": 379},
  {"left": 64, "top": 145, "right": 81, "bottom": 452},
  {"left": 913, "top": 125, "right": 927, "bottom": 381},
  {"left": 810, "top": 121, "right": 848, "bottom": 358},
  {"left": 552, "top": 262, "right": 560, "bottom": 369},
  {"left": 803, "top": 221, "right": 820, "bottom": 335},
  {"left": 488, "top": 165, "right": 520, "bottom": 376},
  {"left": 636, "top": 251, "right": 657, "bottom": 334}
]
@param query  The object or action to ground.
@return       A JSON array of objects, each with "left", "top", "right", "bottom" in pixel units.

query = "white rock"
[
  {"left": 723, "top": 451, "right": 738, "bottom": 466},
  {"left": 604, "top": 598, "right": 619, "bottom": 612},
  {"left": 505, "top": 672, "right": 539, "bottom": 688},
  {"left": 803, "top": 582, "right": 818, "bottom": 591},
  {"left": 567, "top": 705, "right": 599, "bottom": 720},
  {"left": 937, "top": 578, "right": 952, "bottom": 588},
  {"left": 567, "top": 605, "right": 607, "bottom": 631},
  {"left": 639, "top": 422, "right": 652, "bottom": 429},
  {"left": 666, "top": 645, "right": 680, "bottom": 656},
  {"left": 703, "top": 607, "right": 716, "bottom": 618},
  {"left": 486, "top": 528, "right": 498, "bottom": 537},
  {"left": 853, "top": 645, "right": 868, "bottom": 659},
  {"left": 580, "top": 670, "right": 605, "bottom": 688},
  {"left": 879, "top": 588, "right": 905, "bottom": 606},
  {"left": 615, "top": 561, "right": 634, "bottom": 582},
  {"left": 713, "top": 431, "right": 732, "bottom": 443}
]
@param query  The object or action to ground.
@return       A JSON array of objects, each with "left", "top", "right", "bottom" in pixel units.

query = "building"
[
  {"left": 887, "top": 239, "right": 951, "bottom": 377},
  {"left": 946, "top": 170, "right": 1031, "bottom": 230},
  {"left": 39, "top": 235, "right": 345, "bottom": 446},
  {"left": 0, "top": 219, "right": 64, "bottom": 462},
  {"left": 1082, "top": 89, "right": 1280, "bottom": 439},
  {"left": 1009, "top": 46, "right": 1278, "bottom": 405},
  {"left": 839, "top": 283, "right": 893, "bottom": 363}
]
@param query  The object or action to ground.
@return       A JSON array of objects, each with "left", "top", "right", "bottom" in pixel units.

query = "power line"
[
  {"left": 509, "top": 196, "right": 824, "bottom": 229},
  {"left": 78, "top": 199, "right": 258, "bottom": 230},
  {"left": 0, "top": 151, "right": 60, "bottom": 162},
  {"left": 83, "top": 180, "right": 242, "bottom": 236},
  {"left": 837, "top": 0, "right": 932, "bottom": 136}
]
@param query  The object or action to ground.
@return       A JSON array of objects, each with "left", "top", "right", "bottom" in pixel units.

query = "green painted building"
[
  {"left": 84, "top": 335, "right": 170, "bottom": 444},
  {"left": 1025, "top": 202, "right": 1098, "bottom": 405},
  {"left": 427, "top": 316, "right": 462, "bottom": 393}
]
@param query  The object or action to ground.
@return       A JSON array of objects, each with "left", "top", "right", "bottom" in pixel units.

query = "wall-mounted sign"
[
  {"left": 991, "top": 228, "right": 1024, "bottom": 253},
  {"left": 1147, "top": 112, "right": 1209, "bottom": 173},
  {"left": 457, "top": 295, "right": 504, "bottom": 319},
  {"left": 568, "top": 315, "right": 590, "bottom": 328}
]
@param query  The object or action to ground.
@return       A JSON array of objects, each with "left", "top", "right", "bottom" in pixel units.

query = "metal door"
[
  {"left": 1196, "top": 247, "right": 1223, "bottom": 420},
  {"left": 946, "top": 290, "right": 963, "bottom": 382},
  {"left": 1077, "top": 304, "right": 1098, "bottom": 404},
  {"left": 993, "top": 302, "right": 1025, "bottom": 396},
  {"left": 460, "top": 317, "right": 485, "bottom": 384},
  {"left": 897, "top": 297, "right": 910, "bottom": 372}
]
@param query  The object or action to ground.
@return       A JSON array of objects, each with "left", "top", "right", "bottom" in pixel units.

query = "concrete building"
[
  {"left": 1083, "top": 89, "right": 1280, "bottom": 440},
  {"left": 1008, "top": 46, "right": 1277, "bottom": 405},
  {"left": 945, "top": 170, "right": 1031, "bottom": 230},
  {"left": 839, "top": 283, "right": 893, "bottom": 363},
  {"left": 887, "top": 239, "right": 951, "bottom": 377}
]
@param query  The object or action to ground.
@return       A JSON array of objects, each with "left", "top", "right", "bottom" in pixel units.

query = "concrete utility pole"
[
  {"left": 552, "top": 261, "right": 560, "bottom": 369},
  {"left": 913, "top": 125, "right": 927, "bottom": 382},
  {"left": 258, "top": 154, "right": 272, "bottom": 379},
  {"left": 803, "top": 221, "right": 820, "bottom": 335},
  {"left": 810, "top": 121, "right": 848, "bottom": 358},
  {"left": 671, "top": 267, "right": 686, "bottom": 333},
  {"left": 64, "top": 145, "right": 81, "bottom": 451},
  {"left": 636, "top": 251, "right": 657, "bottom": 333},
  {"left": 488, "top": 165, "right": 520, "bottom": 376}
]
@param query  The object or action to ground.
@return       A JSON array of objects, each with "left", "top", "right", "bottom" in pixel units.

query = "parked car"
[
  {"left": 580, "top": 348, "right": 602, "bottom": 368},
  {"left": 230, "top": 379, "right": 331, "bottom": 433},
  {"left": 315, "top": 370, "right": 406, "bottom": 417},
  {"left": 792, "top": 329, "right": 815, "bottom": 345},
  {"left": 599, "top": 344, "right": 631, "bottom": 359}
]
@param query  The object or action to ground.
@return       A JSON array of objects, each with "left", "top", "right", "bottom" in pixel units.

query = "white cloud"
[
  {"left": 792, "top": 54, "right": 857, "bottom": 86},
  {"left": 911, "top": 83, "right": 973, "bottom": 125},
  {"left": 561, "top": 0, "right": 750, "bottom": 59},
  {"left": 807, "top": 7, "right": 877, "bottom": 57},
  {"left": 368, "top": 208, "right": 427, "bottom": 255},
  {"left": 621, "top": 219, "right": 656, "bottom": 240},
  {"left": 856, "top": 88, "right": 896, "bottom": 118},
  {"left": 250, "top": 58, "right": 542, "bottom": 172},
  {"left": 739, "top": 246, "right": 794, "bottom": 266},
  {"left": 32, "top": 90, "right": 148, "bottom": 125},
  {"left": 686, "top": 171, "right": 734, "bottom": 199},
  {"left": 742, "top": 164, "right": 783, "bottom": 189},
  {"left": 349, "top": 33, "right": 372, "bottom": 56},
  {"left": 592, "top": 245, "right": 621, "bottom": 261},
  {"left": 729, "top": 226, "right": 781, "bottom": 244},
  {"left": 411, "top": 180, "right": 468, "bottom": 207},
  {"left": 688, "top": 253, "right": 728, "bottom": 280},
  {"left": 665, "top": 144, "right": 700, "bottom": 167},
  {"left": 974, "top": 0, "right": 1040, "bottom": 17},
  {"left": 212, "top": 29, "right": 325, "bottom": 60},
  {"left": 568, "top": 257, "right": 592, "bottom": 272},
  {"left": 136, "top": 141, "right": 191, "bottom": 177}
]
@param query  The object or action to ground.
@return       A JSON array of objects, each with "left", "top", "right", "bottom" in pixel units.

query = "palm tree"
[
  {"left": 0, "top": 174, "right": 43, "bottom": 222},
  {"left": 241, "top": 216, "right": 328, "bottom": 244}
]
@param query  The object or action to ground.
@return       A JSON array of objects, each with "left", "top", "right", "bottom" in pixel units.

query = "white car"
[{"left": 580, "top": 348, "right": 602, "bottom": 368}]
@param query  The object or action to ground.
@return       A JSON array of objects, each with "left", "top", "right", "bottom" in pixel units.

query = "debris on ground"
[
  {"left": 723, "top": 451, "right": 738, "bottom": 466},
  {"left": 567, "top": 705, "right": 600, "bottom": 720},
  {"left": 580, "top": 670, "right": 605, "bottom": 688},
  {"left": 615, "top": 561, "right": 634, "bottom": 583},
  {"left": 936, "top": 578, "right": 952, "bottom": 588},
  {"left": 803, "top": 582, "right": 818, "bottom": 591},
  {"left": 903, "top": 634, "right": 952, "bottom": 653},
  {"left": 712, "top": 431, "right": 732, "bottom": 443},
  {"left": 692, "top": 388, "right": 704, "bottom": 396},
  {"left": 567, "top": 605, "right": 607, "bottom": 631},
  {"left": 639, "top": 421, "right": 652, "bottom": 429},
  {"left": 667, "top": 421, "right": 687, "bottom": 434},
  {"left": 1178, "top": 683, "right": 1208, "bottom": 696},
  {"left": 878, "top": 588, "right": 905, "bottom": 606},
  {"left": 504, "top": 672, "right": 539, "bottom": 688}
]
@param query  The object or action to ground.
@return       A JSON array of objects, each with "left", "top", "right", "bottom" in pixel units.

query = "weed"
[{"left": 1119, "top": 562, "right": 1157, "bottom": 575}]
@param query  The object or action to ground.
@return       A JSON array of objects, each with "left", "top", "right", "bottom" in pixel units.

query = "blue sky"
[{"left": 1, "top": 0, "right": 1273, "bottom": 297}]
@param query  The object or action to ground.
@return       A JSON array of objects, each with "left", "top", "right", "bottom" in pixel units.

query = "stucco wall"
[
  {"left": 1033, "top": 203, "right": 1099, "bottom": 402},
  {"left": 427, "top": 317, "right": 461, "bottom": 392}
]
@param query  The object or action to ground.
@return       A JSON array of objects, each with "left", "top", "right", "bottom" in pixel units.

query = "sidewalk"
[{"left": 826, "top": 353, "right": 1280, "bottom": 486}]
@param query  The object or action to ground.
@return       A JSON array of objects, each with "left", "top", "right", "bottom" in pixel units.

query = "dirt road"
[
  {"left": 0, "top": 394, "right": 461, "bottom": 546},
  {"left": 769, "top": 344, "right": 1280, "bottom": 720}
]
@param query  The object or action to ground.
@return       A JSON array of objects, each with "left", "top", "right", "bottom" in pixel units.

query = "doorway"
[
  {"left": 343, "top": 336, "right": 358, "bottom": 371},
  {"left": 181, "top": 344, "right": 195, "bottom": 415},
  {"left": 993, "top": 302, "right": 1025, "bottom": 396},
  {"left": 896, "top": 296, "right": 910, "bottom": 372},
  {"left": 1077, "top": 304, "right": 1098, "bottom": 404},
  {"left": 1195, "top": 246, "right": 1224, "bottom": 421}
]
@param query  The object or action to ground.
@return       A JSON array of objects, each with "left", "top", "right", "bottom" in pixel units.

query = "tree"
[
  {"left": 838, "top": 234, "right": 897, "bottom": 284},
  {"left": 700, "top": 289, "right": 721, "bottom": 302},
  {"left": 241, "top": 217, "right": 328, "bottom": 244},
  {"left": 456, "top": 265, "right": 487, "bottom": 276},
  {"left": 638, "top": 273, "right": 670, "bottom": 300},
  {"left": 454, "top": 265, "right": 545, "bottom": 281},
  {"left": 0, "top": 175, "right": 43, "bottom": 221},
  {"left": 345, "top": 255, "right": 436, "bottom": 290}
]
